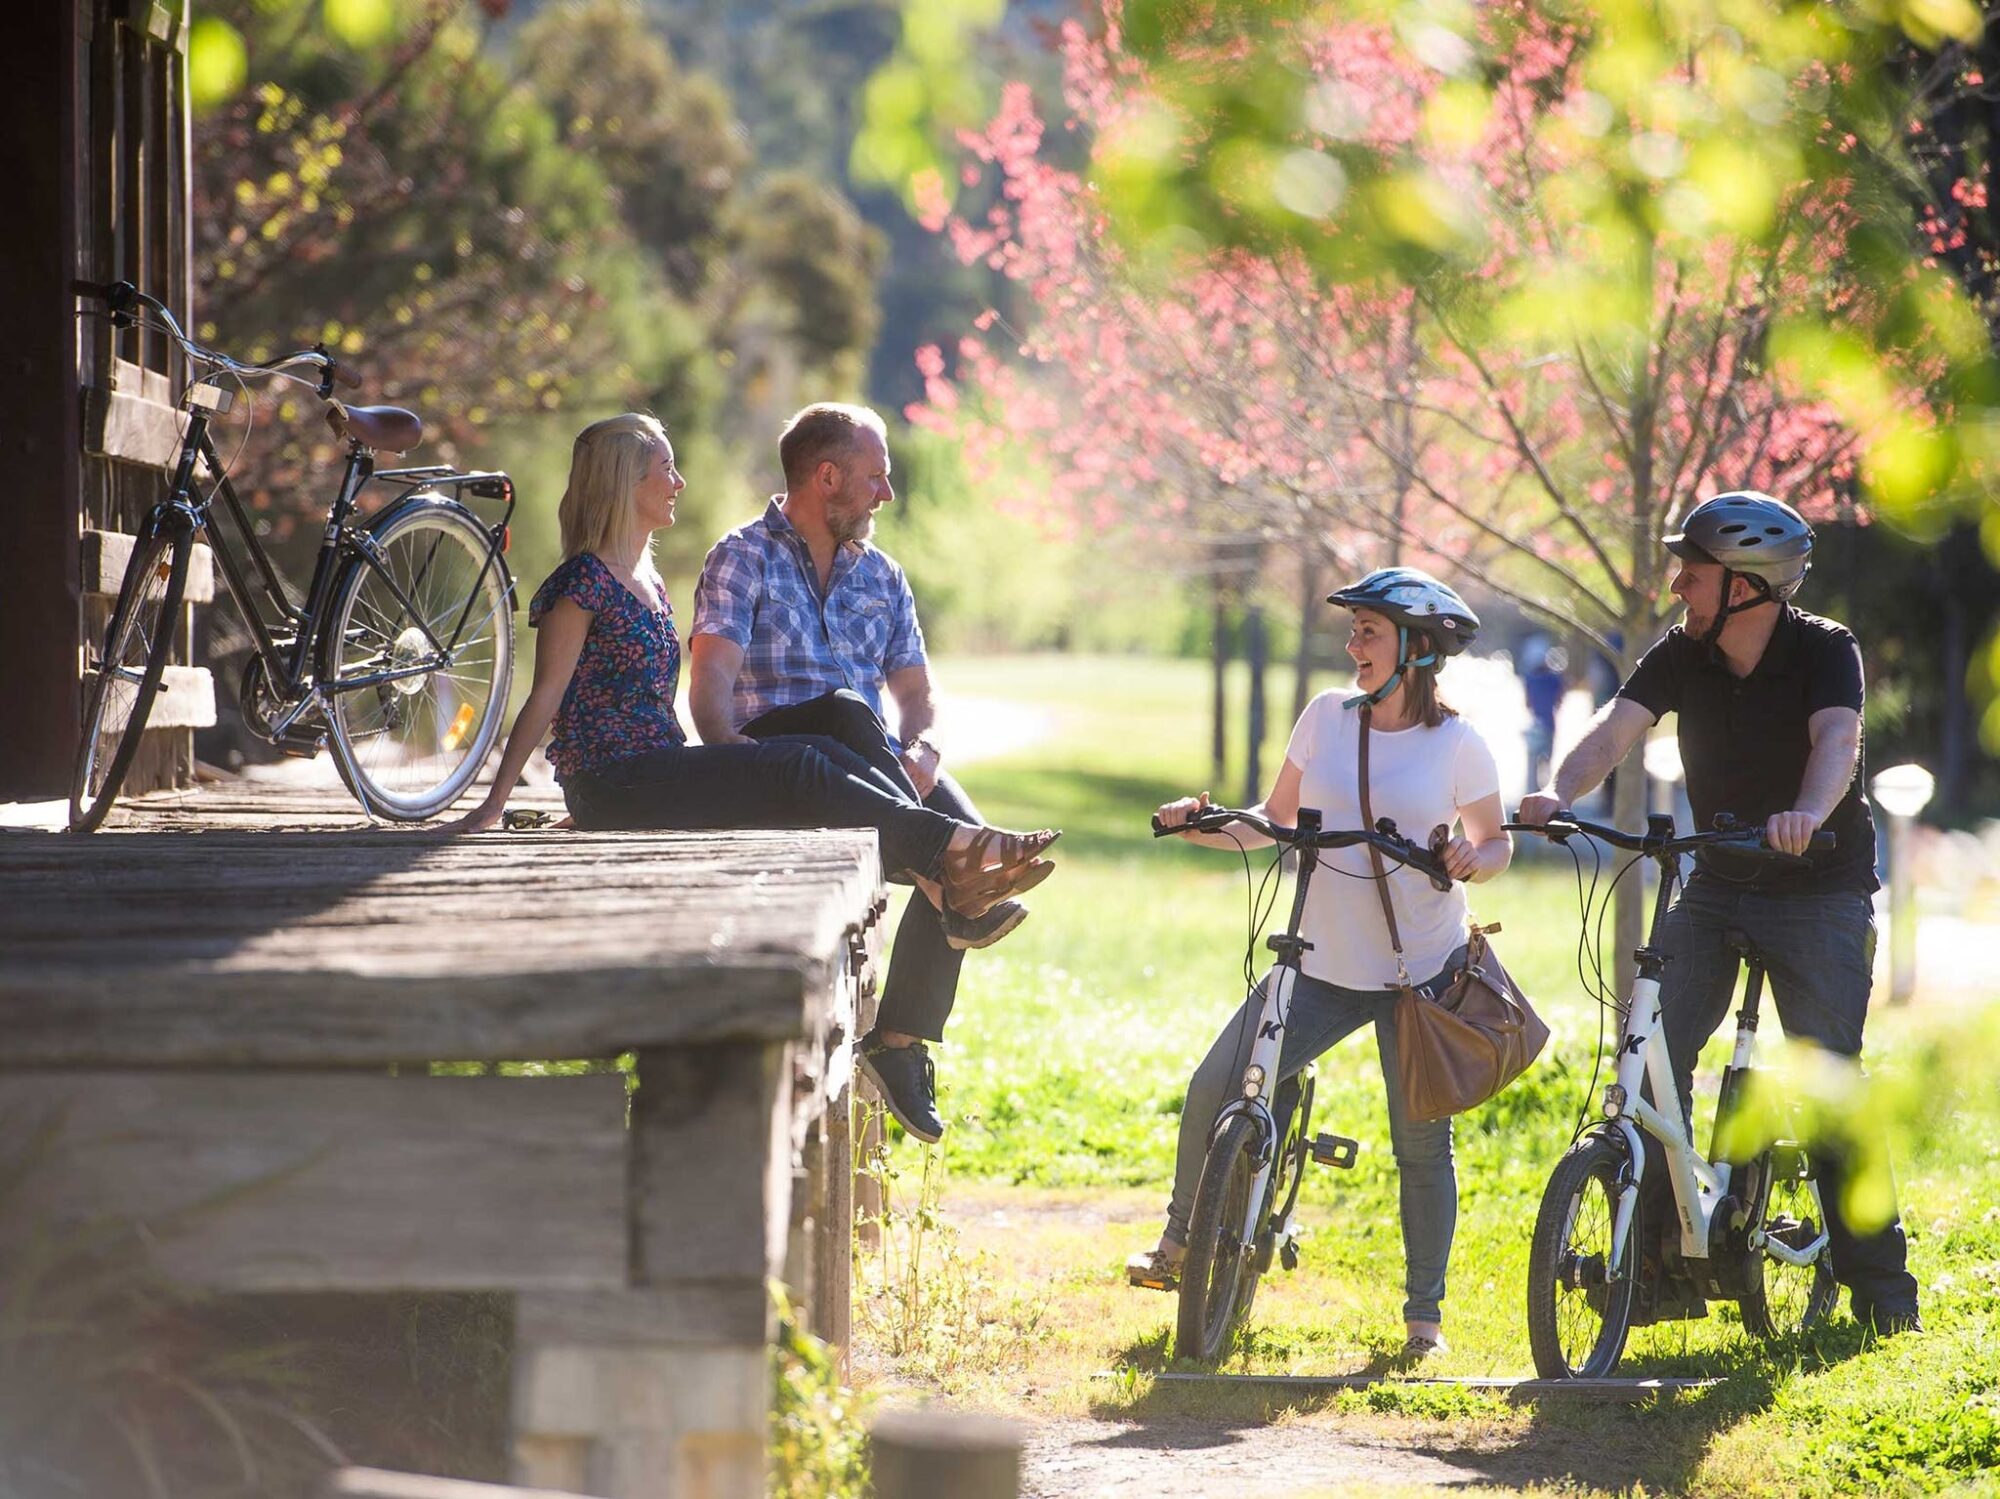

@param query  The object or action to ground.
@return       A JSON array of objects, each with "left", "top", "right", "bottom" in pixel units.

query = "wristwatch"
[{"left": 902, "top": 733, "right": 940, "bottom": 759}]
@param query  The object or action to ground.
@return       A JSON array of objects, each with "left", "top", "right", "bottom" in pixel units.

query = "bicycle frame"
[
  {"left": 1207, "top": 811, "right": 1326, "bottom": 1251},
  {"left": 1589, "top": 834, "right": 1831, "bottom": 1278},
  {"left": 169, "top": 416, "right": 514, "bottom": 726}
]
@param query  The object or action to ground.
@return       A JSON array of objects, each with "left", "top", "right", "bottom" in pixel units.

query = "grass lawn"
[{"left": 849, "top": 652, "right": 2000, "bottom": 1497}]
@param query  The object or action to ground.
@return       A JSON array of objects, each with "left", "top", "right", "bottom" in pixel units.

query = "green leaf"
[
  {"left": 323, "top": 0, "right": 394, "bottom": 49},
  {"left": 188, "top": 18, "right": 248, "bottom": 114}
]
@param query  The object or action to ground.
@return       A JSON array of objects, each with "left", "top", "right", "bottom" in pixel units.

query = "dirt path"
[{"left": 1018, "top": 1416, "right": 1493, "bottom": 1497}]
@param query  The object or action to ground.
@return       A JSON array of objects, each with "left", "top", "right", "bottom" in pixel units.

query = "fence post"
[{"left": 869, "top": 1410, "right": 1022, "bottom": 1499}]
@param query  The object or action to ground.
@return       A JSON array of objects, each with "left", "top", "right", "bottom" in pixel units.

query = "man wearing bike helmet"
[{"left": 1519, "top": 491, "right": 1921, "bottom": 1336}]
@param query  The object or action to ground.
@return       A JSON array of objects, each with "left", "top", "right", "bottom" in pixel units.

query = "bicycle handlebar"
[
  {"left": 76, "top": 279, "right": 346, "bottom": 400},
  {"left": 1151, "top": 805, "right": 1455, "bottom": 891},
  {"left": 1503, "top": 811, "right": 1834, "bottom": 863}
]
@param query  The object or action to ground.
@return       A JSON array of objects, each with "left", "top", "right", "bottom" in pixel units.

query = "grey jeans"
[{"left": 1165, "top": 968, "right": 1457, "bottom": 1326}]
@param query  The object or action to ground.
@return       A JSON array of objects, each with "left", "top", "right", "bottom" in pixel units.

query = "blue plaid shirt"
[{"left": 691, "top": 498, "right": 927, "bottom": 730}]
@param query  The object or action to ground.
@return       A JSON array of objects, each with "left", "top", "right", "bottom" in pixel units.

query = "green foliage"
[
  {"left": 871, "top": 425, "right": 1205, "bottom": 655},
  {"left": 770, "top": 1286, "right": 870, "bottom": 1499},
  {"left": 896, "top": 651, "right": 2000, "bottom": 1496}
]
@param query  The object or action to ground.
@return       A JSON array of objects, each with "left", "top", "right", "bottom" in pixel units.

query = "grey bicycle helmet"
[
  {"left": 1328, "top": 566, "right": 1480, "bottom": 710},
  {"left": 1664, "top": 492, "right": 1814, "bottom": 602},
  {"left": 1327, "top": 567, "right": 1481, "bottom": 655}
]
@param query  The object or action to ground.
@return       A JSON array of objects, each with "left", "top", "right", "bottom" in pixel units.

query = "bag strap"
[{"left": 1357, "top": 706, "right": 1413, "bottom": 988}]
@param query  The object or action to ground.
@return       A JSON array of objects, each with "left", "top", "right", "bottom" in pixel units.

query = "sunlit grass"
[{"left": 861, "top": 652, "right": 2000, "bottom": 1497}]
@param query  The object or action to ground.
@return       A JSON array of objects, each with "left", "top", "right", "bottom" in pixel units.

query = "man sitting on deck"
[{"left": 688, "top": 402, "right": 1036, "bottom": 1148}]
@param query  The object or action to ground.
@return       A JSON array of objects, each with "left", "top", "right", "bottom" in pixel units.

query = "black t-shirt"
[{"left": 1616, "top": 607, "right": 1879, "bottom": 893}]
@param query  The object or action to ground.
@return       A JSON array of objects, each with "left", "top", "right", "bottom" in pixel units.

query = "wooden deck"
[{"left": 0, "top": 782, "right": 885, "bottom": 1499}]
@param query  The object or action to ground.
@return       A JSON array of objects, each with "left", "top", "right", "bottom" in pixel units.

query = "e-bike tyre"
[{"left": 1527, "top": 1131, "right": 1641, "bottom": 1379}]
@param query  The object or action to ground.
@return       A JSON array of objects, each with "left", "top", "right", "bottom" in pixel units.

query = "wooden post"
[
  {"left": 511, "top": 1042, "right": 791, "bottom": 1499},
  {"left": 0, "top": 0, "right": 82, "bottom": 798},
  {"left": 870, "top": 1411, "right": 1022, "bottom": 1499}
]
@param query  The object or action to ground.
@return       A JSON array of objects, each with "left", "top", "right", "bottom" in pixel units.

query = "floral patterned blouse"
[{"left": 529, "top": 551, "right": 687, "bottom": 781}]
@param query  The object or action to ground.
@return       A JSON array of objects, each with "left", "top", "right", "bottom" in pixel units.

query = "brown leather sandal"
[{"left": 939, "top": 827, "right": 1060, "bottom": 918}]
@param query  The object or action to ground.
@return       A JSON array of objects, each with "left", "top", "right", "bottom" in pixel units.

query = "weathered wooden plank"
[
  {"left": 325, "top": 1468, "right": 603, "bottom": 1499},
  {"left": 82, "top": 376, "right": 183, "bottom": 469},
  {"left": 81, "top": 527, "right": 216, "bottom": 601},
  {"left": 516, "top": 1288, "right": 772, "bottom": 1350},
  {"left": 630, "top": 1043, "right": 795, "bottom": 1285},
  {"left": 0, "top": 829, "right": 883, "bottom": 1064},
  {"left": 0, "top": 1072, "right": 628, "bottom": 1291},
  {"left": 512, "top": 1344, "right": 766, "bottom": 1499},
  {"left": 81, "top": 663, "right": 216, "bottom": 731}
]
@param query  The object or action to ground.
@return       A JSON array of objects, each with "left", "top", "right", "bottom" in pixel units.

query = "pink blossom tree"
[{"left": 913, "top": 5, "right": 1918, "bottom": 974}]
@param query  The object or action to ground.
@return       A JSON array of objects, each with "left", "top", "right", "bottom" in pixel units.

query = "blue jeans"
[
  {"left": 1646, "top": 875, "right": 1918, "bottom": 1308},
  {"left": 742, "top": 689, "right": 980, "bottom": 1045},
  {"left": 562, "top": 736, "right": 959, "bottom": 883},
  {"left": 1166, "top": 968, "right": 1458, "bottom": 1326}
]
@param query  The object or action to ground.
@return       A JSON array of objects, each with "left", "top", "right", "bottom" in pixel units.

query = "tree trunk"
[
  {"left": 1244, "top": 603, "right": 1268, "bottom": 804},
  {"left": 1211, "top": 580, "right": 1229, "bottom": 792},
  {"left": 1293, "top": 557, "right": 1319, "bottom": 723}
]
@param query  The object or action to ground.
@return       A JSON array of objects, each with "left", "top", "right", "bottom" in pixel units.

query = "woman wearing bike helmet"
[{"left": 1130, "top": 566, "right": 1512, "bottom": 1361}]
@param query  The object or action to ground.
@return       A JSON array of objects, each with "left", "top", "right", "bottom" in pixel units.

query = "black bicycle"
[
  {"left": 1149, "top": 805, "right": 1456, "bottom": 1362},
  {"left": 70, "top": 280, "right": 516, "bottom": 831}
]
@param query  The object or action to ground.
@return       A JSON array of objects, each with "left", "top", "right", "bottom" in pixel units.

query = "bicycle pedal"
[
  {"left": 1279, "top": 1237, "right": 1302, "bottom": 1272},
  {"left": 1310, "top": 1133, "right": 1360, "bottom": 1169},
  {"left": 272, "top": 728, "right": 326, "bottom": 758}
]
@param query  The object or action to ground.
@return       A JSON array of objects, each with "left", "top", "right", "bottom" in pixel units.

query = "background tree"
[{"left": 908, "top": 4, "right": 1951, "bottom": 983}]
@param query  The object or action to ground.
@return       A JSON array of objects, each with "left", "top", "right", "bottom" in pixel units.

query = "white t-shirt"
[{"left": 1283, "top": 690, "right": 1500, "bottom": 990}]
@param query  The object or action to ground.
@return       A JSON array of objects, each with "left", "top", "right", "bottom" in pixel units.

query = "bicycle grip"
[
  {"left": 1151, "top": 814, "right": 1181, "bottom": 838},
  {"left": 329, "top": 361, "right": 363, "bottom": 391}
]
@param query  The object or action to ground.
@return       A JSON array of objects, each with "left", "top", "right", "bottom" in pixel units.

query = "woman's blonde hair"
[{"left": 558, "top": 412, "right": 667, "bottom": 563}]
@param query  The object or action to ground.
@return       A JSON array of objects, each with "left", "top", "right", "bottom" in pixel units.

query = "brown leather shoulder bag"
[{"left": 1356, "top": 707, "right": 1550, "bottom": 1123}]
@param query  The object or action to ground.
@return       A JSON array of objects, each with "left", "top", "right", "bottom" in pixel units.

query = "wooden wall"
[{"left": 0, "top": 0, "right": 196, "bottom": 801}]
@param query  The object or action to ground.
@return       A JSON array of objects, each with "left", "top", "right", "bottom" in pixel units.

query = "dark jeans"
[
  {"left": 1645, "top": 875, "right": 1918, "bottom": 1309},
  {"left": 742, "top": 690, "right": 976, "bottom": 1044},
  {"left": 1164, "top": 968, "right": 1457, "bottom": 1326},
  {"left": 562, "top": 737, "right": 957, "bottom": 884}
]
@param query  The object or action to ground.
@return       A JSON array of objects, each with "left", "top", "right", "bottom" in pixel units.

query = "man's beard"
[{"left": 829, "top": 505, "right": 875, "bottom": 546}]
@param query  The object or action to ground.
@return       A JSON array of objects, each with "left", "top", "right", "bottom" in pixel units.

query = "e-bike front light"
[
  {"left": 1243, "top": 1063, "right": 1266, "bottom": 1099},
  {"left": 1603, "top": 1083, "right": 1628, "bottom": 1118}
]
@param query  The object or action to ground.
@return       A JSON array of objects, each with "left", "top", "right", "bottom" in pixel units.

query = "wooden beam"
[
  {"left": 630, "top": 1043, "right": 794, "bottom": 1285},
  {"left": 515, "top": 1288, "right": 772, "bottom": 1350},
  {"left": 325, "top": 1468, "right": 603, "bottom": 1499},
  {"left": 81, "top": 528, "right": 217, "bottom": 601},
  {"left": 81, "top": 663, "right": 216, "bottom": 731},
  {"left": 0, "top": 830, "right": 881, "bottom": 1065},
  {"left": 0, "top": 1072, "right": 629, "bottom": 1292},
  {"left": 82, "top": 377, "right": 183, "bottom": 469}
]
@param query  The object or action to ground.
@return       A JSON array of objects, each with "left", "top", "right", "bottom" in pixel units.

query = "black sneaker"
[
  {"left": 858, "top": 1033, "right": 944, "bottom": 1144},
  {"left": 1853, "top": 1296, "right": 1923, "bottom": 1336},
  {"left": 942, "top": 899, "right": 1028, "bottom": 951}
]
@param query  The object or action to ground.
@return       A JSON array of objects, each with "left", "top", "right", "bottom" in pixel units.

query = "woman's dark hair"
[{"left": 1403, "top": 628, "right": 1457, "bottom": 728}]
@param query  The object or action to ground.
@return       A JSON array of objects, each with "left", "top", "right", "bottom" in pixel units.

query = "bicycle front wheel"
[
  {"left": 1527, "top": 1131, "right": 1641, "bottom": 1379},
  {"left": 321, "top": 502, "right": 513, "bottom": 820},
  {"left": 70, "top": 523, "right": 192, "bottom": 832},
  {"left": 1176, "top": 1113, "right": 1263, "bottom": 1363},
  {"left": 1739, "top": 1143, "right": 1838, "bottom": 1341}
]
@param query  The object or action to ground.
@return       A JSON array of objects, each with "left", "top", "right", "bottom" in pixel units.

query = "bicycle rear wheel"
[
  {"left": 70, "top": 523, "right": 192, "bottom": 832},
  {"left": 1739, "top": 1143, "right": 1838, "bottom": 1340},
  {"left": 1527, "top": 1132, "right": 1641, "bottom": 1379},
  {"left": 321, "top": 501, "right": 512, "bottom": 819},
  {"left": 1176, "top": 1113, "right": 1263, "bottom": 1363}
]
